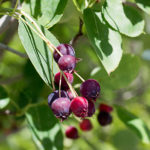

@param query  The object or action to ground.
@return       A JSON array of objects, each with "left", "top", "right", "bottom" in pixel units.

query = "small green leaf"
[
  {"left": 135, "top": 0, "right": 150, "bottom": 15},
  {"left": 0, "top": 86, "right": 10, "bottom": 109},
  {"left": 102, "top": 0, "right": 145, "bottom": 37},
  {"left": 115, "top": 105, "right": 150, "bottom": 144},
  {"left": 22, "top": 0, "right": 68, "bottom": 28},
  {"left": 83, "top": 8, "right": 122, "bottom": 74},
  {"left": 26, "top": 104, "right": 63, "bottom": 150},
  {"left": 18, "top": 17, "right": 59, "bottom": 87}
]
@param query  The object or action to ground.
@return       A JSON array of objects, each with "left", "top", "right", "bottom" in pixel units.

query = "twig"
[
  {"left": 0, "top": 43, "right": 28, "bottom": 58},
  {"left": 70, "top": 18, "right": 83, "bottom": 46}
]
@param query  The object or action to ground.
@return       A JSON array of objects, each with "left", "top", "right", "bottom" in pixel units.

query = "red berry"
[
  {"left": 48, "top": 90, "right": 68, "bottom": 106},
  {"left": 54, "top": 72, "right": 74, "bottom": 90},
  {"left": 58, "top": 55, "right": 76, "bottom": 73},
  {"left": 87, "top": 100, "right": 95, "bottom": 117},
  {"left": 97, "top": 111, "right": 112, "bottom": 126},
  {"left": 80, "top": 79, "right": 100, "bottom": 101},
  {"left": 80, "top": 119, "right": 93, "bottom": 131},
  {"left": 99, "top": 103, "right": 113, "bottom": 113},
  {"left": 53, "top": 44, "right": 75, "bottom": 63},
  {"left": 51, "top": 97, "right": 71, "bottom": 120},
  {"left": 67, "top": 90, "right": 74, "bottom": 100},
  {"left": 65, "top": 126, "right": 79, "bottom": 139},
  {"left": 70, "top": 97, "right": 88, "bottom": 118}
]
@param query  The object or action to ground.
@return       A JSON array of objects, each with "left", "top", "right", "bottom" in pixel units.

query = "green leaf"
[
  {"left": 26, "top": 104, "right": 63, "bottom": 150},
  {"left": 83, "top": 8, "right": 122, "bottom": 74},
  {"left": 102, "top": 0, "right": 145, "bottom": 37},
  {"left": 115, "top": 105, "right": 150, "bottom": 144},
  {"left": 22, "top": 0, "right": 68, "bottom": 28},
  {"left": 91, "top": 54, "right": 140, "bottom": 89},
  {"left": 18, "top": 17, "right": 59, "bottom": 87},
  {"left": 0, "top": 86, "right": 10, "bottom": 109},
  {"left": 135, "top": 0, "right": 150, "bottom": 15}
]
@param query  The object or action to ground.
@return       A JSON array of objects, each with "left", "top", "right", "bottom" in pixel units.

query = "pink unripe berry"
[
  {"left": 80, "top": 119, "right": 93, "bottom": 131},
  {"left": 65, "top": 126, "right": 79, "bottom": 139},
  {"left": 70, "top": 97, "right": 88, "bottom": 118},
  {"left": 99, "top": 103, "right": 113, "bottom": 113}
]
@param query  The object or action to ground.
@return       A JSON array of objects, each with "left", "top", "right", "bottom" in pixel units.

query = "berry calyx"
[
  {"left": 48, "top": 90, "right": 68, "bottom": 106},
  {"left": 53, "top": 44, "right": 75, "bottom": 63},
  {"left": 97, "top": 111, "right": 112, "bottom": 126},
  {"left": 80, "top": 119, "right": 93, "bottom": 131},
  {"left": 65, "top": 126, "right": 79, "bottom": 139},
  {"left": 51, "top": 97, "right": 71, "bottom": 120},
  {"left": 70, "top": 97, "right": 88, "bottom": 118},
  {"left": 80, "top": 79, "right": 100, "bottom": 101},
  {"left": 54, "top": 72, "right": 74, "bottom": 90},
  {"left": 99, "top": 103, "right": 113, "bottom": 113},
  {"left": 87, "top": 100, "right": 95, "bottom": 117},
  {"left": 58, "top": 55, "right": 76, "bottom": 73}
]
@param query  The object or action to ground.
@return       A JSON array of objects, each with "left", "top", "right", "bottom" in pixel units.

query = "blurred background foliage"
[{"left": 1, "top": 0, "right": 150, "bottom": 150}]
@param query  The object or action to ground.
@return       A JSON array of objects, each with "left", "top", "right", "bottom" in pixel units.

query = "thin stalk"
[
  {"left": 51, "top": 56, "right": 55, "bottom": 91},
  {"left": 59, "top": 72, "right": 62, "bottom": 97},
  {"left": 74, "top": 71, "right": 85, "bottom": 82},
  {"left": 12, "top": 0, "right": 19, "bottom": 15}
]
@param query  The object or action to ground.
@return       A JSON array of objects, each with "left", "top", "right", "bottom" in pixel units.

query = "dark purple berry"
[
  {"left": 53, "top": 44, "right": 75, "bottom": 63},
  {"left": 87, "top": 100, "right": 95, "bottom": 117},
  {"left": 80, "top": 119, "right": 93, "bottom": 131},
  {"left": 54, "top": 72, "right": 74, "bottom": 90},
  {"left": 51, "top": 97, "right": 71, "bottom": 120},
  {"left": 58, "top": 55, "right": 76, "bottom": 73},
  {"left": 65, "top": 126, "right": 79, "bottom": 139},
  {"left": 48, "top": 90, "right": 68, "bottom": 106},
  {"left": 80, "top": 79, "right": 100, "bottom": 101},
  {"left": 70, "top": 97, "right": 88, "bottom": 118},
  {"left": 97, "top": 111, "right": 112, "bottom": 126}
]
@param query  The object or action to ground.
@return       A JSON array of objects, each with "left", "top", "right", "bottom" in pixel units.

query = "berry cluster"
[
  {"left": 97, "top": 104, "right": 113, "bottom": 126},
  {"left": 48, "top": 44, "right": 100, "bottom": 121}
]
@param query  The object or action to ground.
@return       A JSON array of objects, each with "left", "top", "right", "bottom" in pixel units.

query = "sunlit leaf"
[{"left": 83, "top": 8, "right": 122, "bottom": 74}]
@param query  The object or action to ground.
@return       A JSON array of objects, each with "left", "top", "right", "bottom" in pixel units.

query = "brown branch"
[
  {"left": 0, "top": 43, "right": 28, "bottom": 58},
  {"left": 70, "top": 18, "right": 83, "bottom": 46}
]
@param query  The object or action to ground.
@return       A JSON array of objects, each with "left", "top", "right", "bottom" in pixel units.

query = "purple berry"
[
  {"left": 58, "top": 55, "right": 76, "bottom": 73},
  {"left": 80, "top": 79, "right": 100, "bottom": 101},
  {"left": 87, "top": 100, "right": 95, "bottom": 117},
  {"left": 48, "top": 90, "right": 68, "bottom": 106},
  {"left": 53, "top": 44, "right": 75, "bottom": 63},
  {"left": 65, "top": 126, "right": 79, "bottom": 139},
  {"left": 70, "top": 97, "right": 88, "bottom": 118},
  {"left": 51, "top": 97, "right": 71, "bottom": 120},
  {"left": 97, "top": 111, "right": 112, "bottom": 126}
]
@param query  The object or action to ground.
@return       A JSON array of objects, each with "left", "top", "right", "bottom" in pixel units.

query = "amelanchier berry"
[
  {"left": 70, "top": 97, "right": 88, "bottom": 118},
  {"left": 99, "top": 103, "right": 113, "bottom": 113},
  {"left": 65, "top": 126, "right": 79, "bottom": 139},
  {"left": 80, "top": 119, "right": 93, "bottom": 131},
  {"left": 58, "top": 55, "right": 76, "bottom": 73},
  {"left": 48, "top": 90, "right": 68, "bottom": 106},
  {"left": 54, "top": 72, "right": 74, "bottom": 90},
  {"left": 80, "top": 79, "right": 100, "bottom": 101},
  {"left": 97, "top": 111, "right": 112, "bottom": 126},
  {"left": 53, "top": 44, "right": 75, "bottom": 63},
  {"left": 51, "top": 97, "right": 71, "bottom": 121},
  {"left": 87, "top": 100, "right": 95, "bottom": 117}
]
